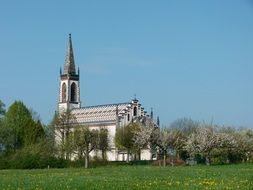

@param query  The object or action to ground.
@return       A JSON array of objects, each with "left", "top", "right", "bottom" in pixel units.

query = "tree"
[
  {"left": 169, "top": 118, "right": 200, "bottom": 160},
  {"left": 155, "top": 128, "right": 179, "bottom": 167},
  {"left": 210, "top": 127, "right": 237, "bottom": 164},
  {"left": 170, "top": 118, "right": 199, "bottom": 135},
  {"left": 73, "top": 127, "right": 99, "bottom": 168},
  {"left": 53, "top": 109, "right": 77, "bottom": 159},
  {"left": 0, "top": 100, "right": 6, "bottom": 153},
  {"left": 115, "top": 123, "right": 140, "bottom": 162},
  {"left": 231, "top": 129, "right": 253, "bottom": 163},
  {"left": 133, "top": 124, "right": 154, "bottom": 160},
  {"left": 240, "top": 129, "right": 253, "bottom": 162},
  {"left": 22, "top": 118, "right": 45, "bottom": 147},
  {"left": 98, "top": 128, "right": 109, "bottom": 161},
  {"left": 0, "top": 100, "right": 5, "bottom": 118},
  {"left": 2, "top": 101, "right": 45, "bottom": 152},
  {"left": 184, "top": 124, "right": 219, "bottom": 165}
]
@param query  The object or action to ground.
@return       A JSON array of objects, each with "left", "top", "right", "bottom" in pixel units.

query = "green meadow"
[{"left": 0, "top": 164, "right": 252, "bottom": 190}]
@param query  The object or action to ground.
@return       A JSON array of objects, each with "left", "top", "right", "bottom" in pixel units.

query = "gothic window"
[
  {"left": 62, "top": 83, "right": 66, "bottom": 102},
  {"left": 127, "top": 114, "right": 130, "bottom": 121},
  {"left": 133, "top": 106, "right": 137, "bottom": 116},
  {"left": 71, "top": 82, "right": 77, "bottom": 102}
]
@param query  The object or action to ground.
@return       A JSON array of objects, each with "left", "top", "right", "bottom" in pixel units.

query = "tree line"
[
  {"left": 0, "top": 100, "right": 252, "bottom": 169},
  {"left": 115, "top": 118, "right": 253, "bottom": 166}
]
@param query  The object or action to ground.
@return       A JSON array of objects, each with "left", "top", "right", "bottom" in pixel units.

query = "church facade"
[{"left": 58, "top": 34, "right": 156, "bottom": 161}]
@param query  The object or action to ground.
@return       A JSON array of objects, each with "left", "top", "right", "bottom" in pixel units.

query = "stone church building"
[{"left": 57, "top": 34, "right": 156, "bottom": 161}]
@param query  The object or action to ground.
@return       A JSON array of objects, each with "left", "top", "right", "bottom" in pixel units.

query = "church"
[{"left": 57, "top": 34, "right": 157, "bottom": 161}]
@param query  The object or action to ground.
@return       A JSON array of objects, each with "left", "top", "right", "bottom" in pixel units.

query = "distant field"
[{"left": 0, "top": 164, "right": 252, "bottom": 190}]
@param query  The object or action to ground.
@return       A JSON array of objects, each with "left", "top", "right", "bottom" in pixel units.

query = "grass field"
[{"left": 0, "top": 164, "right": 252, "bottom": 190}]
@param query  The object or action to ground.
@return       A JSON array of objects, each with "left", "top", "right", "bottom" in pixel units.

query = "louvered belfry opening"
[
  {"left": 62, "top": 83, "right": 67, "bottom": 102},
  {"left": 71, "top": 82, "right": 77, "bottom": 102}
]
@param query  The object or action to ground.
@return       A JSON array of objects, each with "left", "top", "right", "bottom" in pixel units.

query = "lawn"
[{"left": 0, "top": 164, "right": 252, "bottom": 190}]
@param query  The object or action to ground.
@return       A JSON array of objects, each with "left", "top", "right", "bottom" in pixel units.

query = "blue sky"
[{"left": 1, "top": 1, "right": 253, "bottom": 127}]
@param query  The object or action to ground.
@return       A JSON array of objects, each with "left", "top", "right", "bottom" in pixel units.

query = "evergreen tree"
[
  {"left": 3, "top": 101, "right": 45, "bottom": 151},
  {"left": 0, "top": 100, "right": 5, "bottom": 118},
  {"left": 0, "top": 101, "right": 6, "bottom": 153}
]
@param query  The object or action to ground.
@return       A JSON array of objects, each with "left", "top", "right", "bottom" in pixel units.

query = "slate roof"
[{"left": 71, "top": 102, "right": 131, "bottom": 125}]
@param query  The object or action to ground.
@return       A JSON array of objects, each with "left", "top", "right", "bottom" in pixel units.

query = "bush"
[
  {"left": 129, "top": 160, "right": 151, "bottom": 165},
  {"left": 0, "top": 155, "right": 9, "bottom": 169},
  {"left": 0, "top": 140, "right": 69, "bottom": 169},
  {"left": 152, "top": 157, "right": 185, "bottom": 166},
  {"left": 66, "top": 159, "right": 85, "bottom": 168},
  {"left": 194, "top": 154, "right": 206, "bottom": 164},
  {"left": 90, "top": 156, "right": 108, "bottom": 167},
  {"left": 9, "top": 152, "right": 40, "bottom": 169},
  {"left": 1, "top": 150, "right": 68, "bottom": 169}
]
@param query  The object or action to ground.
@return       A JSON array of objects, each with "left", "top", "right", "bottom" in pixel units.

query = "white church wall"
[{"left": 140, "top": 149, "right": 153, "bottom": 160}]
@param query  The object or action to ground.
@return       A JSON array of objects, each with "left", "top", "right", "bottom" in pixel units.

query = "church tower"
[{"left": 58, "top": 34, "right": 81, "bottom": 112}]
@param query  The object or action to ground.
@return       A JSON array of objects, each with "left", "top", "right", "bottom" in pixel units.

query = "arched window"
[
  {"left": 71, "top": 82, "right": 77, "bottom": 102},
  {"left": 62, "top": 83, "right": 66, "bottom": 102},
  {"left": 133, "top": 106, "right": 137, "bottom": 116}
]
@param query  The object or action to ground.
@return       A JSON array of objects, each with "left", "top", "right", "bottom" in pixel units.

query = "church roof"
[
  {"left": 63, "top": 34, "right": 76, "bottom": 75},
  {"left": 71, "top": 102, "right": 131, "bottom": 125}
]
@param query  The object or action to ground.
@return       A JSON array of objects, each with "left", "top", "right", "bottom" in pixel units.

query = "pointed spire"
[
  {"left": 151, "top": 107, "right": 153, "bottom": 120},
  {"left": 63, "top": 34, "right": 76, "bottom": 75},
  {"left": 157, "top": 116, "right": 160, "bottom": 127}
]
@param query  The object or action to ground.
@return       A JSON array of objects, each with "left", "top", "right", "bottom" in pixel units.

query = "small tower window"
[
  {"left": 62, "top": 83, "right": 66, "bottom": 102},
  {"left": 127, "top": 114, "right": 130, "bottom": 121},
  {"left": 71, "top": 82, "right": 77, "bottom": 102},
  {"left": 133, "top": 107, "right": 137, "bottom": 116}
]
